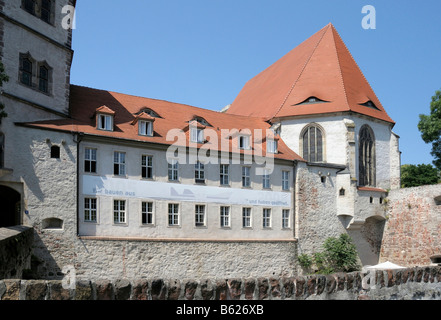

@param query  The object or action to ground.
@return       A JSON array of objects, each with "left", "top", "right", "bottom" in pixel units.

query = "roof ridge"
[
  {"left": 330, "top": 27, "right": 384, "bottom": 110},
  {"left": 329, "top": 26, "right": 350, "bottom": 111},
  {"left": 270, "top": 24, "right": 331, "bottom": 120}
]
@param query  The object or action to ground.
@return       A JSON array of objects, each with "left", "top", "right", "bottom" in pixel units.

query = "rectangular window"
[
  {"left": 20, "top": 57, "right": 32, "bottom": 87},
  {"left": 114, "top": 152, "right": 126, "bottom": 176},
  {"left": 220, "top": 206, "right": 230, "bottom": 228},
  {"left": 85, "top": 148, "right": 97, "bottom": 173},
  {"left": 239, "top": 135, "right": 250, "bottom": 149},
  {"left": 190, "top": 128, "right": 204, "bottom": 143},
  {"left": 267, "top": 139, "right": 278, "bottom": 154},
  {"left": 168, "top": 203, "right": 179, "bottom": 226},
  {"left": 195, "top": 161, "right": 205, "bottom": 183},
  {"left": 142, "top": 155, "right": 153, "bottom": 179},
  {"left": 242, "top": 207, "right": 251, "bottom": 228},
  {"left": 195, "top": 205, "right": 206, "bottom": 227},
  {"left": 282, "top": 209, "right": 290, "bottom": 229},
  {"left": 139, "top": 120, "right": 153, "bottom": 136},
  {"left": 41, "top": 0, "right": 52, "bottom": 23},
  {"left": 142, "top": 202, "right": 153, "bottom": 225},
  {"left": 282, "top": 171, "right": 290, "bottom": 191},
  {"left": 242, "top": 166, "right": 251, "bottom": 187},
  {"left": 38, "top": 66, "right": 49, "bottom": 93},
  {"left": 168, "top": 159, "right": 179, "bottom": 181},
  {"left": 98, "top": 114, "right": 113, "bottom": 131},
  {"left": 220, "top": 164, "right": 229, "bottom": 185},
  {"left": 84, "top": 198, "right": 97, "bottom": 222},
  {"left": 113, "top": 200, "right": 126, "bottom": 224},
  {"left": 23, "top": 0, "right": 35, "bottom": 15},
  {"left": 263, "top": 208, "right": 271, "bottom": 228},
  {"left": 263, "top": 169, "right": 271, "bottom": 189}
]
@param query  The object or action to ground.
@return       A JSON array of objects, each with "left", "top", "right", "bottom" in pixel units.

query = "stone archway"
[{"left": 0, "top": 185, "right": 21, "bottom": 228}]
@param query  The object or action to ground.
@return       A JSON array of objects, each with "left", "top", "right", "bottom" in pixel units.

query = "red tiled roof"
[
  {"left": 24, "top": 85, "right": 304, "bottom": 162},
  {"left": 227, "top": 23, "right": 395, "bottom": 124}
]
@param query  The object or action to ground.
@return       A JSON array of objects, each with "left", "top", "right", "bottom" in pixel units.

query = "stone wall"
[
  {"left": 0, "top": 226, "right": 33, "bottom": 279},
  {"left": 72, "top": 239, "right": 298, "bottom": 280},
  {"left": 380, "top": 184, "right": 441, "bottom": 266},
  {"left": 1, "top": 266, "right": 440, "bottom": 300}
]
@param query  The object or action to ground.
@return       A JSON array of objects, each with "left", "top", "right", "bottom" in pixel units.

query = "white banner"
[{"left": 82, "top": 175, "right": 291, "bottom": 207}]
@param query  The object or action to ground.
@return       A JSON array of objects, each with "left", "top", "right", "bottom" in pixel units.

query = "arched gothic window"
[
  {"left": 359, "top": 125, "right": 376, "bottom": 187},
  {"left": 302, "top": 124, "right": 324, "bottom": 163}
]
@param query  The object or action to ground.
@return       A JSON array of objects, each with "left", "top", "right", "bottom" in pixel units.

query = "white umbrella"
[{"left": 365, "top": 261, "right": 406, "bottom": 270}]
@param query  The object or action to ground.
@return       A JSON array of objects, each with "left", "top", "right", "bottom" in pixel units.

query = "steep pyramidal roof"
[{"left": 227, "top": 23, "right": 395, "bottom": 124}]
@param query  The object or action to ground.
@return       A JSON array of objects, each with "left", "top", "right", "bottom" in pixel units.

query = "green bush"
[{"left": 297, "top": 234, "right": 360, "bottom": 274}]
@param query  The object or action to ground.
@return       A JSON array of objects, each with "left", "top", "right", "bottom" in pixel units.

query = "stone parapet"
[{"left": 1, "top": 266, "right": 441, "bottom": 300}]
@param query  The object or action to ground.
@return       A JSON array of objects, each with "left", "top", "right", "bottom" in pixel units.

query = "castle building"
[{"left": 0, "top": 2, "right": 400, "bottom": 279}]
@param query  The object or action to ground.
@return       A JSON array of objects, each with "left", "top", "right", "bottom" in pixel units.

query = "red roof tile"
[
  {"left": 25, "top": 85, "right": 304, "bottom": 162},
  {"left": 227, "top": 23, "right": 395, "bottom": 124}
]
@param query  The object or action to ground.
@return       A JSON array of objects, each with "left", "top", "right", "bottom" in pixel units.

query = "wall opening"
[
  {"left": 0, "top": 186, "right": 21, "bottom": 228},
  {"left": 434, "top": 196, "right": 441, "bottom": 206},
  {"left": 42, "top": 218, "right": 63, "bottom": 230}
]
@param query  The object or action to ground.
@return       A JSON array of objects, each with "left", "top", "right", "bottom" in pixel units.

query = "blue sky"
[{"left": 70, "top": 0, "right": 441, "bottom": 166}]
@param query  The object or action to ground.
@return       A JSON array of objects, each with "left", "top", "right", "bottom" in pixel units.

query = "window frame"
[
  {"left": 113, "top": 199, "right": 126, "bottom": 224},
  {"left": 242, "top": 207, "right": 252, "bottom": 228},
  {"left": 220, "top": 206, "right": 230, "bottom": 228},
  {"left": 168, "top": 159, "right": 179, "bottom": 181},
  {"left": 282, "top": 170, "right": 290, "bottom": 191},
  {"left": 238, "top": 135, "right": 250, "bottom": 150},
  {"left": 220, "top": 164, "right": 230, "bottom": 186},
  {"left": 84, "top": 148, "right": 97, "bottom": 174},
  {"left": 195, "top": 161, "right": 205, "bottom": 184},
  {"left": 190, "top": 128, "right": 205, "bottom": 144},
  {"left": 301, "top": 124, "right": 325, "bottom": 163},
  {"left": 168, "top": 203, "right": 180, "bottom": 226},
  {"left": 141, "top": 201, "right": 154, "bottom": 225},
  {"left": 358, "top": 125, "right": 376, "bottom": 187},
  {"left": 267, "top": 139, "right": 278, "bottom": 154},
  {"left": 263, "top": 208, "right": 272, "bottom": 229},
  {"left": 242, "top": 166, "right": 251, "bottom": 188},
  {"left": 113, "top": 151, "right": 126, "bottom": 176},
  {"left": 138, "top": 120, "right": 154, "bottom": 137},
  {"left": 262, "top": 168, "right": 271, "bottom": 189},
  {"left": 141, "top": 155, "right": 153, "bottom": 179},
  {"left": 98, "top": 114, "right": 113, "bottom": 131},
  {"left": 195, "top": 204, "right": 206, "bottom": 227},
  {"left": 282, "top": 209, "right": 290, "bottom": 229},
  {"left": 84, "top": 197, "right": 97, "bottom": 223}
]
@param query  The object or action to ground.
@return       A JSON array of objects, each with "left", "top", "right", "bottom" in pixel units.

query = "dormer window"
[
  {"left": 190, "top": 128, "right": 204, "bottom": 143},
  {"left": 95, "top": 106, "right": 115, "bottom": 132},
  {"left": 239, "top": 135, "right": 250, "bottom": 150},
  {"left": 267, "top": 139, "right": 278, "bottom": 154},
  {"left": 360, "top": 100, "right": 380, "bottom": 111},
  {"left": 139, "top": 120, "right": 153, "bottom": 137},
  {"left": 98, "top": 114, "right": 113, "bottom": 131},
  {"left": 295, "top": 96, "right": 328, "bottom": 105}
]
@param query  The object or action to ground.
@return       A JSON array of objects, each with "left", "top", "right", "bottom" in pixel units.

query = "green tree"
[
  {"left": 401, "top": 164, "right": 440, "bottom": 188},
  {"left": 297, "top": 234, "right": 360, "bottom": 274},
  {"left": 418, "top": 89, "right": 441, "bottom": 170},
  {"left": 0, "top": 61, "right": 9, "bottom": 124}
]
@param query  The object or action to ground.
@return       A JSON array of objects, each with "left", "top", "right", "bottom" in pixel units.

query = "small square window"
[
  {"left": 239, "top": 135, "right": 250, "bottom": 149},
  {"left": 191, "top": 128, "right": 204, "bottom": 143},
  {"left": 98, "top": 114, "right": 113, "bottom": 131},
  {"left": 139, "top": 120, "right": 153, "bottom": 136},
  {"left": 51, "top": 145, "right": 60, "bottom": 159}
]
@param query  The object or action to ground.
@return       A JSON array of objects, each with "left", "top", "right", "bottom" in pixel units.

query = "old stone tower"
[{"left": 0, "top": 0, "right": 78, "bottom": 276}]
